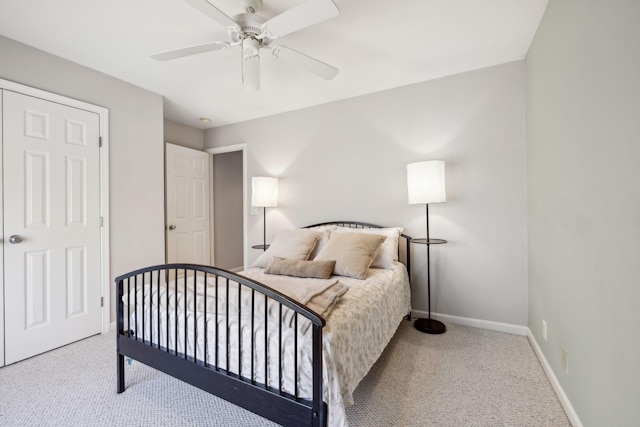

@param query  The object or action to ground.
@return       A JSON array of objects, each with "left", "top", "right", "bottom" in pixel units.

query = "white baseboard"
[
  {"left": 411, "top": 309, "right": 529, "bottom": 336},
  {"left": 527, "top": 331, "right": 583, "bottom": 427},
  {"left": 412, "top": 310, "right": 582, "bottom": 426}
]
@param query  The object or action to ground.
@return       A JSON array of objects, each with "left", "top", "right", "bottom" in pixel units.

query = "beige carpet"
[{"left": 0, "top": 320, "right": 571, "bottom": 426}]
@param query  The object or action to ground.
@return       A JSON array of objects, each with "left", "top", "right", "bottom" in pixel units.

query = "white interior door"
[
  {"left": 165, "top": 143, "right": 211, "bottom": 265},
  {"left": 3, "top": 90, "right": 102, "bottom": 365},
  {"left": 0, "top": 92, "right": 4, "bottom": 367}
]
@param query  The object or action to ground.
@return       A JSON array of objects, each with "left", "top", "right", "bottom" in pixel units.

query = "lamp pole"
[
  {"left": 426, "top": 203, "right": 431, "bottom": 320},
  {"left": 263, "top": 206, "right": 267, "bottom": 250},
  {"left": 412, "top": 203, "right": 447, "bottom": 334}
]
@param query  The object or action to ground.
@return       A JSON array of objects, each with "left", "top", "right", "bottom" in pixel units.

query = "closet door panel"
[
  {"left": 0, "top": 91, "right": 4, "bottom": 367},
  {"left": 2, "top": 90, "right": 102, "bottom": 365}
]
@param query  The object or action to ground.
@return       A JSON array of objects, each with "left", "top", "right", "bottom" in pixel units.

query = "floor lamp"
[
  {"left": 251, "top": 176, "right": 278, "bottom": 251},
  {"left": 407, "top": 160, "right": 447, "bottom": 334}
]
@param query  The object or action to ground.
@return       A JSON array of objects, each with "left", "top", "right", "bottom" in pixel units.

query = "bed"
[{"left": 116, "top": 221, "right": 412, "bottom": 426}]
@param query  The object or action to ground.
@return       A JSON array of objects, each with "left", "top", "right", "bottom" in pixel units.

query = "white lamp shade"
[
  {"left": 407, "top": 160, "right": 446, "bottom": 204},
  {"left": 251, "top": 177, "right": 278, "bottom": 207}
]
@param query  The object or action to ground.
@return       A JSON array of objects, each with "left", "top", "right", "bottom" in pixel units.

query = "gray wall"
[
  {"left": 526, "top": 1, "right": 640, "bottom": 425},
  {"left": 164, "top": 118, "right": 204, "bottom": 150},
  {"left": 205, "top": 61, "right": 528, "bottom": 326},
  {"left": 213, "top": 151, "right": 244, "bottom": 270},
  {"left": 0, "top": 35, "right": 166, "bottom": 320}
]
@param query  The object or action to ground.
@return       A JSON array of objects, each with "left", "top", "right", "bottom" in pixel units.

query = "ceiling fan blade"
[
  {"left": 151, "top": 42, "right": 229, "bottom": 61},
  {"left": 271, "top": 45, "right": 339, "bottom": 80},
  {"left": 242, "top": 38, "right": 260, "bottom": 92},
  {"left": 183, "top": 0, "right": 239, "bottom": 30},
  {"left": 262, "top": 0, "right": 339, "bottom": 38}
]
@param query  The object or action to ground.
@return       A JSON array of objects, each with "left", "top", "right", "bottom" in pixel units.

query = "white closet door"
[
  {"left": 3, "top": 90, "right": 102, "bottom": 364},
  {"left": 0, "top": 92, "right": 4, "bottom": 367},
  {"left": 165, "top": 143, "right": 211, "bottom": 265}
]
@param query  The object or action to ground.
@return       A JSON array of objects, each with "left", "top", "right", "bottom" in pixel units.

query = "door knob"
[
  {"left": 9, "top": 235, "right": 23, "bottom": 244},
  {"left": 167, "top": 225, "right": 176, "bottom": 230}
]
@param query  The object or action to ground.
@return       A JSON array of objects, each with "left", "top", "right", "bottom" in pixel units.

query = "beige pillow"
[
  {"left": 314, "top": 232, "right": 386, "bottom": 279},
  {"left": 265, "top": 257, "right": 336, "bottom": 279},
  {"left": 252, "top": 229, "right": 321, "bottom": 268},
  {"left": 333, "top": 227, "right": 403, "bottom": 269}
]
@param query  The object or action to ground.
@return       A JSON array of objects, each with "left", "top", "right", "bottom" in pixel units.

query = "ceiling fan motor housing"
[{"left": 230, "top": 13, "right": 272, "bottom": 46}]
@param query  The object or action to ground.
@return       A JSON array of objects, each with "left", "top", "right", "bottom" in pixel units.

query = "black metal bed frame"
[{"left": 116, "top": 221, "right": 411, "bottom": 427}]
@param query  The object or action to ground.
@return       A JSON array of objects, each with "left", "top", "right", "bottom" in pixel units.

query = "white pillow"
[
  {"left": 305, "top": 226, "right": 336, "bottom": 260},
  {"left": 314, "top": 232, "right": 386, "bottom": 280},
  {"left": 252, "top": 229, "right": 322, "bottom": 268},
  {"left": 333, "top": 226, "right": 403, "bottom": 269}
]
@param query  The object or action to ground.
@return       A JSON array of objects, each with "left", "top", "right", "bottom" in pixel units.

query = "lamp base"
[{"left": 414, "top": 318, "right": 446, "bottom": 334}]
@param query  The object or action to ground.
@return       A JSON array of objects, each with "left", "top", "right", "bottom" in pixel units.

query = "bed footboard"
[{"left": 116, "top": 263, "right": 327, "bottom": 427}]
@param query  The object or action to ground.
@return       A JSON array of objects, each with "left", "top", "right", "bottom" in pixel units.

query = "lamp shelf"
[{"left": 411, "top": 238, "right": 447, "bottom": 245}]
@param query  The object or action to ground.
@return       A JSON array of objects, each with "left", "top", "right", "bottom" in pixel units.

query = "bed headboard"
[{"left": 303, "top": 221, "right": 412, "bottom": 277}]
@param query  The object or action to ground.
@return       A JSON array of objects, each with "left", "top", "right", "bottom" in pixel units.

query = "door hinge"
[
  {"left": 101, "top": 296, "right": 104, "bottom": 307},
  {"left": 99, "top": 136, "right": 103, "bottom": 147},
  {"left": 100, "top": 216, "right": 104, "bottom": 227}
]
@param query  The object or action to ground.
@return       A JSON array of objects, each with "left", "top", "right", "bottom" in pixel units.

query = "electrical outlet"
[
  {"left": 542, "top": 320, "right": 547, "bottom": 341},
  {"left": 561, "top": 346, "right": 569, "bottom": 374}
]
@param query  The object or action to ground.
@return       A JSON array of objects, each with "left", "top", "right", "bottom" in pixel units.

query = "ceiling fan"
[{"left": 152, "top": 0, "right": 340, "bottom": 92}]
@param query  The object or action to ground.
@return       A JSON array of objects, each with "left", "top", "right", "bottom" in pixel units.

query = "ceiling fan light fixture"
[
  {"left": 242, "top": 37, "right": 260, "bottom": 92},
  {"left": 242, "top": 37, "right": 260, "bottom": 58}
]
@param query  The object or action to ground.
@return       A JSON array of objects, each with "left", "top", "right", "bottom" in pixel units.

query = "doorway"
[{"left": 207, "top": 145, "right": 246, "bottom": 271}]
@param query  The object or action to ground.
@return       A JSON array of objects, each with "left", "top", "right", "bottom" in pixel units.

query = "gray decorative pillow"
[
  {"left": 314, "top": 232, "right": 386, "bottom": 279},
  {"left": 265, "top": 257, "right": 336, "bottom": 279},
  {"left": 252, "top": 229, "right": 321, "bottom": 268}
]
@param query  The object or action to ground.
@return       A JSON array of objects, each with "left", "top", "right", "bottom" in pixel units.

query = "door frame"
[
  {"left": 0, "top": 78, "right": 111, "bottom": 340},
  {"left": 205, "top": 144, "right": 248, "bottom": 270}
]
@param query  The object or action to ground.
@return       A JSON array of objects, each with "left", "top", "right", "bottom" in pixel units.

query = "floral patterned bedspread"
[{"left": 244, "top": 263, "right": 411, "bottom": 427}]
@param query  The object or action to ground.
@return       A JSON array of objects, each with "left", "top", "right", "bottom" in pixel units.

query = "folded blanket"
[{"left": 245, "top": 271, "right": 349, "bottom": 319}]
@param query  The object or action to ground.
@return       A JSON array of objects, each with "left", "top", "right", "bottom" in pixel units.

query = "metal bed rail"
[{"left": 116, "top": 263, "right": 327, "bottom": 427}]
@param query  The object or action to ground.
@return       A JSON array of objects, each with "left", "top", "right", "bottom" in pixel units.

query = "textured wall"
[
  {"left": 527, "top": 1, "right": 640, "bottom": 425},
  {"left": 164, "top": 118, "right": 204, "bottom": 150},
  {"left": 205, "top": 61, "right": 528, "bottom": 326}
]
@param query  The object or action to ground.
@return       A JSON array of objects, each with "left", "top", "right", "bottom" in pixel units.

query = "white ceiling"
[{"left": 0, "top": 0, "right": 547, "bottom": 128}]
